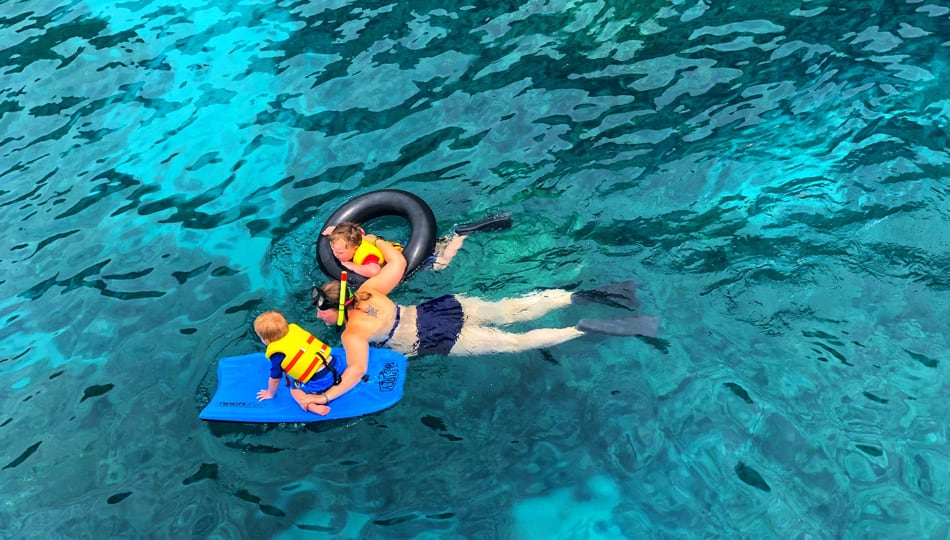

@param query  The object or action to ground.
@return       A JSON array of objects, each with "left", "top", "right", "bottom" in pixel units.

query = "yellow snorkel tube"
[{"left": 337, "top": 271, "right": 348, "bottom": 326}]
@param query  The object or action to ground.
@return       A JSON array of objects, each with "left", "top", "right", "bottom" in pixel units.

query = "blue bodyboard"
[{"left": 200, "top": 347, "right": 407, "bottom": 423}]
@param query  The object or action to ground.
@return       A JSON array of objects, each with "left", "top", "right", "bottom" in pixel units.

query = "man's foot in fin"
[
  {"left": 455, "top": 212, "right": 513, "bottom": 236},
  {"left": 572, "top": 280, "right": 641, "bottom": 310},
  {"left": 577, "top": 316, "right": 658, "bottom": 337}
]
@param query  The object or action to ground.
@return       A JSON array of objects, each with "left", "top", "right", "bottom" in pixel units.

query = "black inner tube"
[{"left": 317, "top": 190, "right": 437, "bottom": 288}]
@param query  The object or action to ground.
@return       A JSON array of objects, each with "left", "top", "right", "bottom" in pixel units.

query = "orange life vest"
[{"left": 265, "top": 324, "right": 332, "bottom": 383}]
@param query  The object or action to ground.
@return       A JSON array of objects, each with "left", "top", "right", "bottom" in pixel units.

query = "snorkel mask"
[{"left": 310, "top": 271, "right": 352, "bottom": 327}]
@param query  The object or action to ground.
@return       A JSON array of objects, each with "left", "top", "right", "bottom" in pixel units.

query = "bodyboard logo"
[
  {"left": 377, "top": 361, "right": 398, "bottom": 392},
  {"left": 217, "top": 401, "right": 264, "bottom": 408}
]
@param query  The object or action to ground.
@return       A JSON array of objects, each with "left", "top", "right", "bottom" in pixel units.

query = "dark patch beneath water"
[
  {"left": 855, "top": 444, "right": 883, "bottom": 457},
  {"left": 3, "top": 441, "right": 41, "bottom": 469},
  {"left": 107, "top": 491, "right": 132, "bottom": 504},
  {"left": 724, "top": 382, "right": 753, "bottom": 404},
  {"left": 735, "top": 461, "right": 771, "bottom": 492},
  {"left": 183, "top": 462, "right": 219, "bottom": 485},
  {"left": 80, "top": 383, "right": 114, "bottom": 402}
]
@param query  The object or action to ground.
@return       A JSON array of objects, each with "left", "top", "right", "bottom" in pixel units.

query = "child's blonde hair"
[
  {"left": 328, "top": 221, "right": 363, "bottom": 248},
  {"left": 254, "top": 310, "right": 289, "bottom": 342}
]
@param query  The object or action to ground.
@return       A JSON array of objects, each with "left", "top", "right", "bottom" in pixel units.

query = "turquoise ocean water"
[{"left": 2, "top": 0, "right": 949, "bottom": 537}]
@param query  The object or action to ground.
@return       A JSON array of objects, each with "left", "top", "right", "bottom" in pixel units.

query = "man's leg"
[
  {"left": 431, "top": 234, "right": 466, "bottom": 271},
  {"left": 459, "top": 290, "right": 573, "bottom": 325},
  {"left": 451, "top": 325, "right": 584, "bottom": 355}
]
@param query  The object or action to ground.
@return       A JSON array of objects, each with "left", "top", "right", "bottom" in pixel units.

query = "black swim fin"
[
  {"left": 572, "top": 280, "right": 641, "bottom": 310},
  {"left": 577, "top": 316, "right": 658, "bottom": 337},
  {"left": 455, "top": 212, "right": 513, "bottom": 236}
]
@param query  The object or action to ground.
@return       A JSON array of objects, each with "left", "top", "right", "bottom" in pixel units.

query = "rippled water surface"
[{"left": 2, "top": 0, "right": 949, "bottom": 538}]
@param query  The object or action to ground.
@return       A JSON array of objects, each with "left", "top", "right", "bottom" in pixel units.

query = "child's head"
[
  {"left": 254, "top": 310, "right": 289, "bottom": 343},
  {"left": 328, "top": 222, "right": 363, "bottom": 262}
]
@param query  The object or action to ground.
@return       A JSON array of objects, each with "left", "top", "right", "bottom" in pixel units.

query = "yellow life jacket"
[
  {"left": 352, "top": 239, "right": 385, "bottom": 266},
  {"left": 265, "top": 324, "right": 332, "bottom": 383}
]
